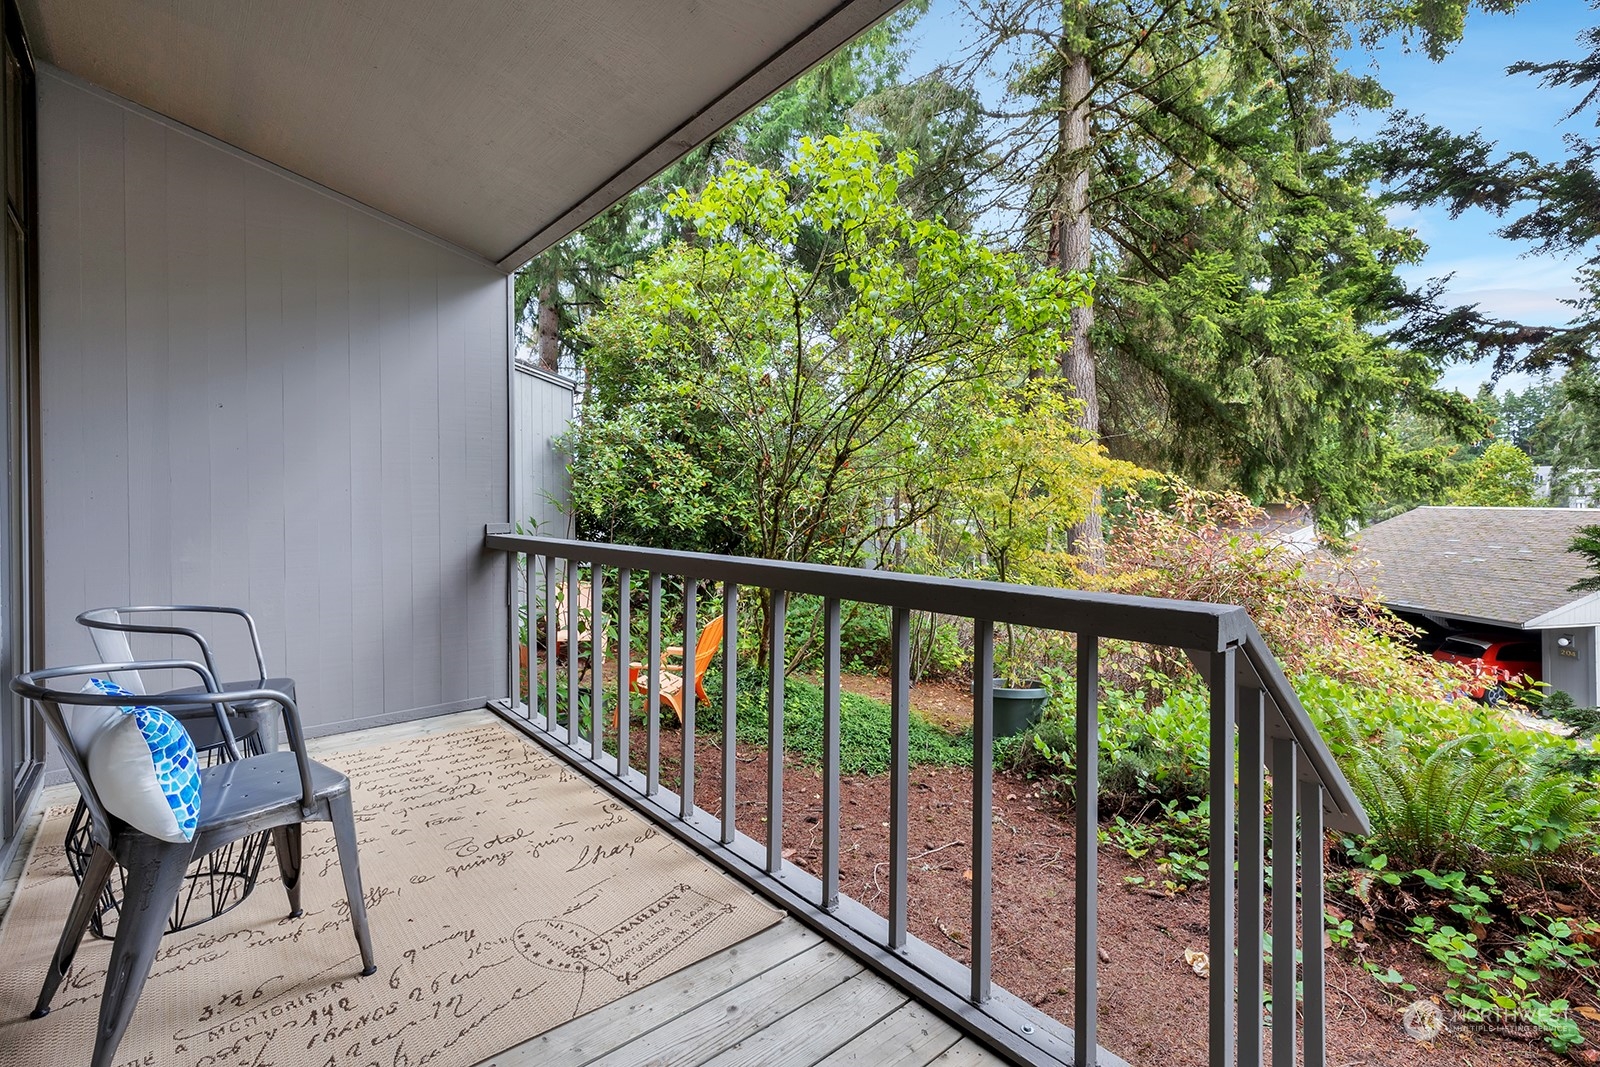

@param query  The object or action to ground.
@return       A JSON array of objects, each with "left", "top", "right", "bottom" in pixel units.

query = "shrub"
[
  {"left": 1010, "top": 668, "right": 1212, "bottom": 811},
  {"left": 1538, "top": 689, "right": 1600, "bottom": 740},
  {"left": 699, "top": 669, "right": 972, "bottom": 775},
  {"left": 1098, "top": 484, "right": 1468, "bottom": 702},
  {"left": 1328, "top": 717, "right": 1598, "bottom": 872},
  {"left": 783, "top": 600, "right": 967, "bottom": 681}
]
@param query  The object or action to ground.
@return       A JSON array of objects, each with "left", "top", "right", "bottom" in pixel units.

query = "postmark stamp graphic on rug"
[{"left": 0, "top": 723, "right": 781, "bottom": 1066}]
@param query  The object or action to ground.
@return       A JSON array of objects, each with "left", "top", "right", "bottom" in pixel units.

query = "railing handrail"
[
  {"left": 488, "top": 526, "right": 1368, "bottom": 832},
  {"left": 492, "top": 529, "right": 1246, "bottom": 645}
]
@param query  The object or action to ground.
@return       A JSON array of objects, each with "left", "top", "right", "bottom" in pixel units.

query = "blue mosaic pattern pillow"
[{"left": 84, "top": 680, "right": 201, "bottom": 843}]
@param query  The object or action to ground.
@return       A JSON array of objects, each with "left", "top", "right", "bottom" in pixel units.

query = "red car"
[{"left": 1432, "top": 634, "right": 1543, "bottom": 701}]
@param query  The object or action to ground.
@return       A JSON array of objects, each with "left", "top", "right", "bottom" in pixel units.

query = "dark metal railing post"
[
  {"left": 1209, "top": 646, "right": 1238, "bottom": 1067},
  {"left": 1239, "top": 686, "right": 1266, "bottom": 1067},
  {"left": 767, "top": 590, "right": 787, "bottom": 873},
  {"left": 508, "top": 552, "right": 521, "bottom": 711},
  {"left": 1075, "top": 634, "right": 1100, "bottom": 1064},
  {"left": 1301, "top": 780, "right": 1327, "bottom": 1067},
  {"left": 971, "top": 620, "right": 995, "bottom": 1004},
  {"left": 591, "top": 566, "right": 605, "bottom": 760},
  {"left": 646, "top": 571, "right": 662, "bottom": 797},
  {"left": 822, "top": 597, "right": 842, "bottom": 910},
  {"left": 888, "top": 606, "right": 911, "bottom": 948},
  {"left": 544, "top": 556, "right": 559, "bottom": 733},
  {"left": 617, "top": 568, "right": 631, "bottom": 775},
  {"left": 565, "top": 558, "right": 581, "bottom": 746},
  {"left": 681, "top": 579, "right": 698, "bottom": 819},
  {"left": 721, "top": 584, "right": 738, "bottom": 845},
  {"left": 1270, "top": 738, "right": 1299, "bottom": 1067}
]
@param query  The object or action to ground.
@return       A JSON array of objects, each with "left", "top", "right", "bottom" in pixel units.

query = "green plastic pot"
[{"left": 976, "top": 678, "right": 1049, "bottom": 738}]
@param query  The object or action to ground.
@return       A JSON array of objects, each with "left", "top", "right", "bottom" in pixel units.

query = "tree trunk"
[
  {"left": 537, "top": 279, "right": 561, "bottom": 374},
  {"left": 1052, "top": 35, "right": 1104, "bottom": 569}
]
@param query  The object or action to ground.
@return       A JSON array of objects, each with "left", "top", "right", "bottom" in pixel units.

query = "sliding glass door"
[{"left": 0, "top": 0, "right": 40, "bottom": 860}]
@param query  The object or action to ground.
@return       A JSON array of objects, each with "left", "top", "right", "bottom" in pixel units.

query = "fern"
[
  {"left": 1331, "top": 713, "right": 1599, "bottom": 871},
  {"left": 1333, "top": 718, "right": 1512, "bottom": 870}
]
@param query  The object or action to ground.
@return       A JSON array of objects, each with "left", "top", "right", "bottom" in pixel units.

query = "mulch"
[{"left": 624, "top": 670, "right": 1582, "bottom": 1067}]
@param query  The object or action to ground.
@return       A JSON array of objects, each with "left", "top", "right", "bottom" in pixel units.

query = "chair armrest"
[
  {"left": 663, "top": 646, "right": 685, "bottom": 658},
  {"left": 12, "top": 658, "right": 241, "bottom": 760},
  {"left": 152, "top": 685, "right": 312, "bottom": 814}
]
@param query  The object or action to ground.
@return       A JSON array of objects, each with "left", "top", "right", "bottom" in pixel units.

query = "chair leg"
[
  {"left": 271, "top": 825, "right": 303, "bottom": 918},
  {"left": 32, "top": 843, "right": 116, "bottom": 1018},
  {"left": 328, "top": 793, "right": 377, "bottom": 976},
  {"left": 92, "top": 837, "right": 195, "bottom": 1067}
]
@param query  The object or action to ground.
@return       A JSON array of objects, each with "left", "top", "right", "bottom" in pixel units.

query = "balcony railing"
[{"left": 483, "top": 527, "right": 1369, "bottom": 1067}]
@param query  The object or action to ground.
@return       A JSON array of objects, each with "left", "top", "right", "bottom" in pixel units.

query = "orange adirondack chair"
[{"left": 628, "top": 614, "right": 725, "bottom": 726}]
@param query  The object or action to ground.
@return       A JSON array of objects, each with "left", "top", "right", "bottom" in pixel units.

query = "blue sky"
[{"left": 899, "top": 0, "right": 1597, "bottom": 395}]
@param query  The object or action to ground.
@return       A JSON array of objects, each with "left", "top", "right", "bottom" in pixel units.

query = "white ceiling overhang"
[{"left": 19, "top": 0, "right": 901, "bottom": 272}]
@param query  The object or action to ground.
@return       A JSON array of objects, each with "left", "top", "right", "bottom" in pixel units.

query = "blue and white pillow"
[
  {"left": 83, "top": 679, "right": 201, "bottom": 843},
  {"left": 69, "top": 677, "right": 130, "bottom": 755}
]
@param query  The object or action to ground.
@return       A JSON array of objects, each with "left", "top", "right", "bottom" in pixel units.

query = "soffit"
[{"left": 18, "top": 0, "right": 897, "bottom": 270}]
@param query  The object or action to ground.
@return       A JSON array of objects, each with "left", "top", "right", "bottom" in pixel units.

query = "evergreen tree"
[
  {"left": 1546, "top": 364, "right": 1600, "bottom": 503},
  {"left": 955, "top": 0, "right": 1495, "bottom": 537},
  {"left": 1571, "top": 523, "right": 1600, "bottom": 593},
  {"left": 1362, "top": 6, "right": 1600, "bottom": 376}
]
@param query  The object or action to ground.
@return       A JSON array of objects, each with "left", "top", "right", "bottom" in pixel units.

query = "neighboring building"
[
  {"left": 1557, "top": 468, "right": 1600, "bottom": 509},
  {"left": 1534, "top": 464, "right": 1599, "bottom": 508},
  {"left": 1241, "top": 503, "right": 1319, "bottom": 554},
  {"left": 1351, "top": 506, "right": 1600, "bottom": 706},
  {"left": 1534, "top": 465, "right": 1554, "bottom": 501}
]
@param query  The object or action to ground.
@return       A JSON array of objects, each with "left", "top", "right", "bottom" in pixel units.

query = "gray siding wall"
[
  {"left": 512, "top": 363, "right": 575, "bottom": 538},
  {"left": 1544, "top": 626, "right": 1598, "bottom": 708},
  {"left": 36, "top": 68, "right": 510, "bottom": 741}
]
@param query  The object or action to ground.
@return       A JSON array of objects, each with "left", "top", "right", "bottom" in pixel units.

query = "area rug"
[{"left": 0, "top": 722, "right": 781, "bottom": 1066}]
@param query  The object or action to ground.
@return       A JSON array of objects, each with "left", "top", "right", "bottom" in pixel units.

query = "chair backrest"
[
  {"left": 78, "top": 609, "right": 147, "bottom": 694},
  {"left": 12, "top": 660, "right": 315, "bottom": 836},
  {"left": 77, "top": 605, "right": 272, "bottom": 689},
  {"left": 692, "top": 615, "right": 725, "bottom": 679}
]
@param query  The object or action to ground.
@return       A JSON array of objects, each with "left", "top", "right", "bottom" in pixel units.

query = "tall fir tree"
[{"left": 955, "top": 0, "right": 1499, "bottom": 536}]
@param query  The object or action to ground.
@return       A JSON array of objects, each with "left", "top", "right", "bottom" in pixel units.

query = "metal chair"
[
  {"left": 77, "top": 605, "right": 296, "bottom": 752},
  {"left": 10, "top": 660, "right": 377, "bottom": 1067},
  {"left": 71, "top": 605, "right": 296, "bottom": 933}
]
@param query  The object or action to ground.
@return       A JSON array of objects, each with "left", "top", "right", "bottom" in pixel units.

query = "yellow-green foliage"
[{"left": 945, "top": 382, "right": 1148, "bottom": 587}]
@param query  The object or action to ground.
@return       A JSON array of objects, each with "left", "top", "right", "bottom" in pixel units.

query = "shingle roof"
[{"left": 1350, "top": 507, "right": 1599, "bottom": 626}]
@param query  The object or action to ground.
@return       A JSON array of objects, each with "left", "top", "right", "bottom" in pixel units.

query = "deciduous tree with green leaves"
[
  {"left": 1449, "top": 440, "right": 1539, "bottom": 507},
  {"left": 562, "top": 132, "right": 1096, "bottom": 575},
  {"left": 946, "top": 382, "right": 1145, "bottom": 589}
]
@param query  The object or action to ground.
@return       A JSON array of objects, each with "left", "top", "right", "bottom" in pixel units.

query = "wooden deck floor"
[
  {"left": 2, "top": 710, "right": 1014, "bottom": 1067},
  {"left": 487, "top": 917, "right": 1008, "bottom": 1067}
]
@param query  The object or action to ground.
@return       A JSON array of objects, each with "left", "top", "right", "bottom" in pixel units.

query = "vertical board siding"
[
  {"left": 512, "top": 364, "right": 574, "bottom": 538},
  {"left": 36, "top": 69, "right": 510, "bottom": 736}
]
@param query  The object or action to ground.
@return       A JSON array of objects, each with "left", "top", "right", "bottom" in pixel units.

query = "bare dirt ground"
[{"left": 534, "top": 654, "right": 1583, "bottom": 1065}]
